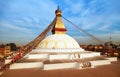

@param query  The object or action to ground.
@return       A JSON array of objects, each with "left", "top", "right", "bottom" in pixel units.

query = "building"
[
  {"left": 0, "top": 45, "right": 11, "bottom": 58},
  {"left": 4, "top": 46, "right": 11, "bottom": 57},
  {"left": 0, "top": 48, "right": 4, "bottom": 58}
]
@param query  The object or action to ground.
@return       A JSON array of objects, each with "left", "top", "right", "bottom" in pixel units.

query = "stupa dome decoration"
[{"left": 37, "top": 34, "right": 80, "bottom": 48}]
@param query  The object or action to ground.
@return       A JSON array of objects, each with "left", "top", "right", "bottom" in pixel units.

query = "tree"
[{"left": 6, "top": 43, "right": 17, "bottom": 51}]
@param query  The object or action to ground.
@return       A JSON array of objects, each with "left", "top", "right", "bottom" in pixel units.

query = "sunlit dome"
[{"left": 37, "top": 34, "right": 80, "bottom": 48}]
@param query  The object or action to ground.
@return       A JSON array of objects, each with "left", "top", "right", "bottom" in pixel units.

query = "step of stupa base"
[
  {"left": 49, "top": 54, "right": 70, "bottom": 61},
  {"left": 79, "top": 52, "right": 101, "bottom": 59},
  {"left": 10, "top": 62, "right": 43, "bottom": 70},
  {"left": 89, "top": 60, "right": 111, "bottom": 67},
  {"left": 49, "top": 52, "right": 101, "bottom": 60},
  {"left": 9, "top": 58, "right": 116, "bottom": 70},
  {"left": 47, "top": 59, "right": 109, "bottom": 70},
  {"left": 105, "top": 57, "right": 117, "bottom": 62},
  {"left": 28, "top": 51, "right": 101, "bottom": 60},
  {"left": 43, "top": 59, "right": 112, "bottom": 70},
  {"left": 28, "top": 54, "right": 49, "bottom": 59},
  {"left": 44, "top": 62, "right": 79, "bottom": 70}
]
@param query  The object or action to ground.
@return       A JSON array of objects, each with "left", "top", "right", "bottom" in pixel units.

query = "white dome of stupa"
[{"left": 37, "top": 34, "right": 80, "bottom": 48}]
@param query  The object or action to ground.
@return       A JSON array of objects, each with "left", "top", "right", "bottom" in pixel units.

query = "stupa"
[
  {"left": 6, "top": 6, "right": 117, "bottom": 71},
  {"left": 33, "top": 6, "right": 84, "bottom": 53}
]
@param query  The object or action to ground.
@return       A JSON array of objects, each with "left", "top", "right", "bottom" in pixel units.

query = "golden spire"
[{"left": 52, "top": 6, "right": 67, "bottom": 34}]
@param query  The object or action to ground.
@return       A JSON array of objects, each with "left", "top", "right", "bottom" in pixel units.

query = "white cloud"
[
  {"left": 0, "top": 21, "right": 31, "bottom": 33},
  {"left": 22, "top": 17, "right": 32, "bottom": 23},
  {"left": 97, "top": 23, "right": 111, "bottom": 31}
]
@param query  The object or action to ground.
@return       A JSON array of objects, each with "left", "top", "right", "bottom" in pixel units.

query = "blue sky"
[{"left": 0, "top": 0, "right": 120, "bottom": 45}]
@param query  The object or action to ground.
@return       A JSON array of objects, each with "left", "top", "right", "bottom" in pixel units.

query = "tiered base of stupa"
[{"left": 9, "top": 49, "right": 117, "bottom": 70}]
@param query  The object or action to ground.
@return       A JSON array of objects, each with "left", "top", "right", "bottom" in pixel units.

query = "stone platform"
[
  {"left": 11, "top": 50, "right": 117, "bottom": 70},
  {"left": 28, "top": 51, "right": 101, "bottom": 60}
]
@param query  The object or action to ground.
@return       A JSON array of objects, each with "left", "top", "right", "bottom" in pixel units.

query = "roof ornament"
[{"left": 57, "top": 5, "right": 60, "bottom": 10}]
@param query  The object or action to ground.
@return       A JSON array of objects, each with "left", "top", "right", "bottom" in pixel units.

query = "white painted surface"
[
  {"left": 70, "top": 54, "right": 80, "bottom": 59},
  {"left": 5, "top": 59, "right": 12, "bottom": 64},
  {"left": 90, "top": 60, "right": 111, "bottom": 67},
  {"left": 28, "top": 54, "right": 49, "bottom": 59},
  {"left": 92, "top": 52, "right": 101, "bottom": 56},
  {"left": 49, "top": 54, "right": 70, "bottom": 60},
  {"left": 105, "top": 57, "right": 117, "bottom": 62},
  {"left": 31, "top": 48, "right": 84, "bottom": 53},
  {"left": 80, "top": 52, "right": 100, "bottom": 59},
  {"left": 44, "top": 62, "right": 79, "bottom": 70},
  {"left": 37, "top": 34, "right": 81, "bottom": 49},
  {"left": 10, "top": 62, "right": 43, "bottom": 69}
]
